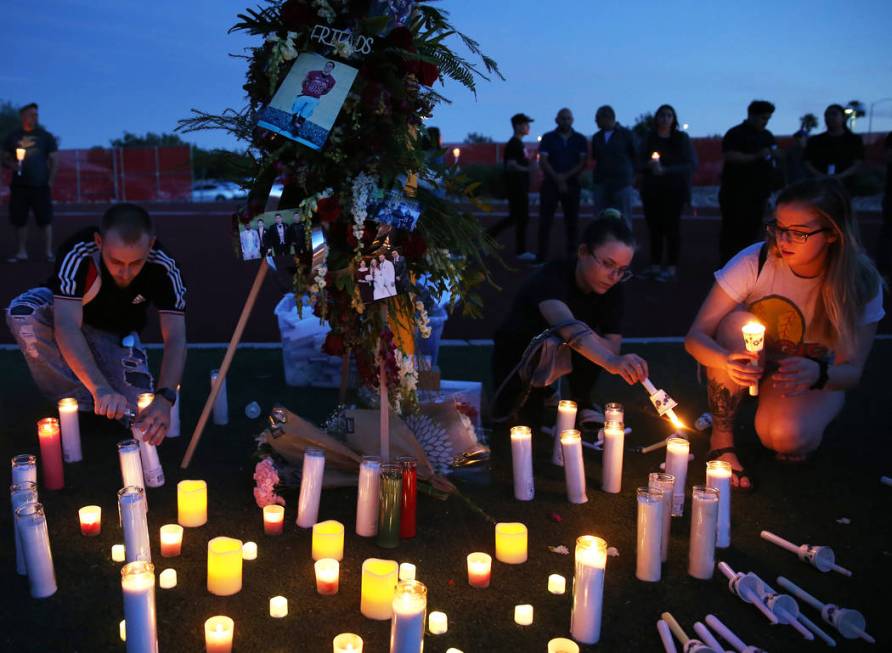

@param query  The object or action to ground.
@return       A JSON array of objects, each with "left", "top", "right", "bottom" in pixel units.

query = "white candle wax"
[
  {"left": 120, "top": 620, "right": 127, "bottom": 642},
  {"left": 390, "top": 580, "right": 427, "bottom": 653},
  {"left": 665, "top": 438, "right": 690, "bottom": 516},
  {"left": 604, "top": 402, "right": 624, "bottom": 423},
  {"left": 428, "top": 611, "right": 448, "bottom": 635},
  {"left": 742, "top": 321, "right": 765, "bottom": 397},
  {"left": 356, "top": 456, "right": 381, "bottom": 537},
  {"left": 210, "top": 369, "right": 228, "bottom": 426},
  {"left": 15, "top": 502, "right": 57, "bottom": 598},
  {"left": 204, "top": 615, "right": 234, "bottom": 653},
  {"left": 514, "top": 604, "right": 534, "bottom": 626},
  {"left": 269, "top": 595, "right": 288, "bottom": 618},
  {"left": 121, "top": 561, "right": 157, "bottom": 653},
  {"left": 570, "top": 535, "right": 607, "bottom": 645},
  {"left": 561, "top": 430, "right": 588, "bottom": 504},
  {"left": 601, "top": 421, "right": 624, "bottom": 494},
  {"left": 118, "top": 441, "right": 147, "bottom": 506},
  {"left": 548, "top": 573, "right": 566, "bottom": 594},
  {"left": 11, "top": 481, "right": 38, "bottom": 575},
  {"left": 510, "top": 426, "right": 534, "bottom": 501},
  {"left": 333, "top": 633, "right": 363, "bottom": 652},
  {"left": 399, "top": 562, "right": 416, "bottom": 582},
  {"left": 552, "top": 400, "right": 577, "bottom": 466},
  {"left": 636, "top": 487, "right": 664, "bottom": 582},
  {"left": 648, "top": 473, "right": 675, "bottom": 562},
  {"left": 118, "top": 486, "right": 151, "bottom": 563},
  {"left": 166, "top": 386, "right": 181, "bottom": 438},
  {"left": 706, "top": 460, "right": 732, "bottom": 548},
  {"left": 548, "top": 637, "right": 580, "bottom": 653},
  {"left": 688, "top": 486, "right": 720, "bottom": 579},
  {"left": 159, "top": 568, "right": 177, "bottom": 589},
  {"left": 112, "top": 544, "right": 126, "bottom": 562},
  {"left": 296, "top": 448, "right": 326, "bottom": 528},
  {"left": 135, "top": 393, "right": 164, "bottom": 488},
  {"left": 57, "top": 397, "right": 83, "bottom": 463},
  {"left": 242, "top": 541, "right": 257, "bottom": 560}
]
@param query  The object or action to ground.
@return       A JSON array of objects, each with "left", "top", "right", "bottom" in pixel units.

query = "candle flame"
[
  {"left": 452, "top": 147, "right": 460, "bottom": 159},
  {"left": 651, "top": 151, "right": 660, "bottom": 160},
  {"left": 741, "top": 321, "right": 765, "bottom": 335}
]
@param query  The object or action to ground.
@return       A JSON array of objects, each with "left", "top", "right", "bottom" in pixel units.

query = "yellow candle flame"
[
  {"left": 651, "top": 151, "right": 660, "bottom": 160},
  {"left": 741, "top": 321, "right": 765, "bottom": 336},
  {"left": 16, "top": 148, "right": 25, "bottom": 161}
]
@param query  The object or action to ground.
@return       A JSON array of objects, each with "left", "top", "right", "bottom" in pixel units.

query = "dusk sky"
[{"left": 4, "top": 0, "right": 892, "bottom": 150}]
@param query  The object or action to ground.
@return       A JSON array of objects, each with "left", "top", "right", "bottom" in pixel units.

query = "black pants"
[
  {"left": 9, "top": 185, "right": 53, "bottom": 227},
  {"left": 488, "top": 183, "right": 529, "bottom": 253},
  {"left": 718, "top": 188, "right": 768, "bottom": 265},
  {"left": 642, "top": 185, "right": 686, "bottom": 266},
  {"left": 538, "top": 183, "right": 580, "bottom": 261}
]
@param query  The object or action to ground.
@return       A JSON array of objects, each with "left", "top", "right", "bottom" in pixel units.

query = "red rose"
[
  {"left": 416, "top": 61, "right": 439, "bottom": 86},
  {"left": 322, "top": 332, "right": 346, "bottom": 357},
  {"left": 316, "top": 197, "right": 341, "bottom": 223},
  {"left": 280, "top": 0, "right": 315, "bottom": 29}
]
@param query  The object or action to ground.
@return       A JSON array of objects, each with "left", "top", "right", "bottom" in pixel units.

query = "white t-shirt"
[{"left": 715, "top": 242, "right": 884, "bottom": 360}]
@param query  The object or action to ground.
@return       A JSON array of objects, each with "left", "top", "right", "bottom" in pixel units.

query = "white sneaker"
[{"left": 516, "top": 252, "right": 537, "bottom": 262}]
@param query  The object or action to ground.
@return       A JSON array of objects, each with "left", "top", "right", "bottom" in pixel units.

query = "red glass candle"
[
  {"left": 263, "top": 505, "right": 284, "bottom": 535},
  {"left": 36, "top": 418, "right": 64, "bottom": 490},
  {"left": 314, "top": 558, "right": 339, "bottom": 595},
  {"left": 79, "top": 505, "right": 102, "bottom": 536},
  {"left": 398, "top": 457, "right": 417, "bottom": 539}
]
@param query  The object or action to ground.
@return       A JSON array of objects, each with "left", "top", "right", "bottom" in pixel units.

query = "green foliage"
[
  {"left": 460, "top": 164, "right": 505, "bottom": 198},
  {"left": 464, "top": 132, "right": 493, "bottom": 144},
  {"left": 192, "top": 147, "right": 253, "bottom": 183},
  {"left": 0, "top": 100, "right": 20, "bottom": 143},
  {"left": 632, "top": 112, "right": 654, "bottom": 140},
  {"left": 110, "top": 131, "right": 188, "bottom": 148},
  {"left": 799, "top": 113, "right": 819, "bottom": 134}
]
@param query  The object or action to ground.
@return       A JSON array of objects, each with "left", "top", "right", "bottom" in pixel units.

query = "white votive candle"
[
  {"left": 428, "top": 611, "right": 448, "bottom": 635},
  {"left": 159, "top": 568, "right": 177, "bottom": 589},
  {"left": 648, "top": 472, "right": 675, "bottom": 562},
  {"left": 270, "top": 595, "right": 288, "bottom": 618},
  {"left": 112, "top": 544, "right": 126, "bottom": 562},
  {"left": 510, "top": 425, "right": 534, "bottom": 501},
  {"left": 548, "top": 573, "right": 566, "bottom": 594},
  {"left": 636, "top": 487, "right": 664, "bottom": 582},
  {"left": 561, "top": 429, "right": 588, "bottom": 504},
  {"left": 495, "top": 522, "right": 528, "bottom": 564},
  {"left": 390, "top": 580, "right": 427, "bottom": 653},
  {"left": 121, "top": 561, "right": 157, "bottom": 653},
  {"left": 399, "top": 562, "right": 416, "bottom": 581},
  {"left": 706, "top": 460, "right": 732, "bottom": 548},
  {"left": 204, "top": 615, "right": 234, "bottom": 653},
  {"left": 242, "top": 541, "right": 257, "bottom": 560},
  {"left": 688, "top": 485, "right": 720, "bottom": 579},
  {"left": 333, "top": 633, "right": 363, "bottom": 652},
  {"left": 548, "top": 637, "right": 580, "bottom": 653},
  {"left": 601, "top": 420, "right": 624, "bottom": 494},
  {"left": 665, "top": 437, "right": 690, "bottom": 516},
  {"left": 514, "top": 604, "right": 534, "bottom": 626},
  {"left": 57, "top": 397, "right": 83, "bottom": 463},
  {"left": 553, "top": 400, "right": 577, "bottom": 466},
  {"left": 570, "top": 535, "right": 607, "bottom": 645}
]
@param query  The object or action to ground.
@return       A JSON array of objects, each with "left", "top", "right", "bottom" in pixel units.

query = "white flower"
[{"left": 333, "top": 39, "right": 354, "bottom": 59}]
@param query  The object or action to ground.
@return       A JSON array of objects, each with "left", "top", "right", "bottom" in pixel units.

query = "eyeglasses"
[
  {"left": 590, "top": 252, "right": 633, "bottom": 282},
  {"left": 765, "top": 221, "right": 830, "bottom": 245}
]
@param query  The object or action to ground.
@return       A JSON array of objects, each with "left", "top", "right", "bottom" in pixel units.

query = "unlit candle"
[{"left": 688, "top": 486, "right": 719, "bottom": 579}]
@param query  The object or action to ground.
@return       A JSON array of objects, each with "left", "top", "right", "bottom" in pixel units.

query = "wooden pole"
[
  {"left": 180, "top": 258, "right": 269, "bottom": 468},
  {"left": 379, "top": 303, "right": 390, "bottom": 462}
]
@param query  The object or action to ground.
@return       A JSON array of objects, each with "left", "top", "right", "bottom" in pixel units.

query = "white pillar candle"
[
  {"left": 467, "top": 552, "right": 492, "bottom": 588},
  {"left": 333, "top": 633, "right": 363, "bottom": 652},
  {"left": 57, "top": 397, "right": 83, "bottom": 463},
  {"left": 112, "top": 544, "right": 127, "bottom": 562},
  {"left": 11, "top": 481, "right": 38, "bottom": 575},
  {"left": 428, "top": 611, "right": 448, "bottom": 635},
  {"left": 548, "top": 573, "right": 566, "bottom": 594},
  {"left": 604, "top": 401, "right": 623, "bottom": 423},
  {"left": 177, "top": 479, "right": 207, "bottom": 527},
  {"left": 312, "top": 519, "right": 344, "bottom": 560},
  {"left": 570, "top": 535, "right": 607, "bottom": 645},
  {"left": 118, "top": 440, "right": 147, "bottom": 509},
  {"left": 664, "top": 437, "right": 689, "bottom": 516},
  {"left": 135, "top": 393, "right": 165, "bottom": 488},
  {"left": 211, "top": 369, "right": 228, "bottom": 426},
  {"left": 648, "top": 472, "right": 675, "bottom": 562},
  {"left": 688, "top": 486, "right": 720, "bottom": 579},
  {"left": 706, "top": 460, "right": 732, "bottom": 548},
  {"left": 207, "top": 537, "right": 243, "bottom": 596},
  {"left": 78, "top": 505, "right": 102, "bottom": 536},
  {"left": 296, "top": 448, "right": 326, "bottom": 528},
  {"left": 494, "top": 522, "right": 528, "bottom": 564},
  {"left": 315, "top": 558, "right": 340, "bottom": 595},
  {"left": 15, "top": 502, "right": 57, "bottom": 598},
  {"left": 510, "top": 425, "right": 534, "bottom": 501},
  {"left": 270, "top": 595, "right": 288, "bottom": 618},
  {"left": 636, "top": 487, "right": 664, "bottom": 582},
  {"left": 548, "top": 637, "right": 580, "bottom": 653},
  {"left": 167, "top": 385, "right": 181, "bottom": 438},
  {"left": 601, "top": 420, "right": 624, "bottom": 494},
  {"left": 390, "top": 580, "right": 427, "bottom": 653},
  {"left": 160, "top": 524, "right": 183, "bottom": 557},
  {"left": 399, "top": 562, "right": 416, "bottom": 582},
  {"left": 120, "top": 620, "right": 127, "bottom": 642},
  {"left": 242, "top": 541, "right": 257, "bottom": 560},
  {"left": 552, "top": 400, "right": 577, "bottom": 466},
  {"left": 11, "top": 454, "right": 38, "bottom": 486},
  {"left": 118, "top": 486, "right": 151, "bottom": 563},
  {"left": 560, "top": 430, "right": 588, "bottom": 504},
  {"left": 361, "top": 558, "right": 399, "bottom": 619},
  {"left": 742, "top": 322, "right": 765, "bottom": 396},
  {"left": 356, "top": 455, "right": 381, "bottom": 537},
  {"left": 514, "top": 604, "right": 534, "bottom": 626},
  {"left": 204, "top": 615, "right": 234, "bottom": 653},
  {"left": 121, "top": 561, "right": 157, "bottom": 653},
  {"left": 263, "top": 504, "right": 285, "bottom": 536},
  {"left": 159, "top": 568, "right": 177, "bottom": 589}
]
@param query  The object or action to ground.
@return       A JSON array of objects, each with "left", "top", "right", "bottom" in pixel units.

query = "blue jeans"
[
  {"left": 591, "top": 183, "right": 634, "bottom": 224},
  {"left": 5, "top": 287, "right": 153, "bottom": 410}
]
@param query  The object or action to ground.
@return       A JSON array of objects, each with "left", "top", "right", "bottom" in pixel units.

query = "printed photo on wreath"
[
  {"left": 356, "top": 246, "right": 409, "bottom": 304},
  {"left": 236, "top": 209, "right": 307, "bottom": 260},
  {"left": 369, "top": 190, "right": 421, "bottom": 231}
]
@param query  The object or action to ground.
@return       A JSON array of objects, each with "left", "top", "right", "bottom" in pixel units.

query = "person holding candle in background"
[
  {"left": 6, "top": 203, "right": 186, "bottom": 445},
  {"left": 685, "top": 178, "right": 884, "bottom": 489}
]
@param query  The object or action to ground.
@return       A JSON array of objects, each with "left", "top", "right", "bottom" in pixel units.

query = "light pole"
[{"left": 868, "top": 97, "right": 892, "bottom": 137}]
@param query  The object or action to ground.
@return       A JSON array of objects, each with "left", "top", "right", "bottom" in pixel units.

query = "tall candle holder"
[
  {"left": 121, "top": 561, "right": 157, "bottom": 653},
  {"left": 570, "top": 535, "right": 607, "bottom": 645},
  {"left": 601, "top": 419, "right": 624, "bottom": 493},
  {"left": 510, "top": 426, "right": 534, "bottom": 501},
  {"left": 560, "top": 429, "right": 588, "bottom": 504},
  {"left": 36, "top": 418, "right": 64, "bottom": 490},
  {"left": 57, "top": 397, "right": 83, "bottom": 463},
  {"left": 389, "top": 580, "right": 427, "bottom": 653},
  {"left": 398, "top": 457, "right": 417, "bottom": 539},
  {"left": 648, "top": 472, "right": 674, "bottom": 562},
  {"left": 11, "top": 453, "right": 37, "bottom": 486},
  {"left": 15, "top": 502, "right": 57, "bottom": 598},
  {"left": 688, "top": 486, "right": 719, "bottom": 579},
  {"left": 552, "top": 400, "right": 577, "bottom": 466},
  {"left": 377, "top": 463, "right": 402, "bottom": 549},
  {"left": 11, "top": 481, "right": 38, "bottom": 575},
  {"left": 636, "top": 487, "right": 663, "bottom": 582},
  {"left": 296, "top": 448, "right": 326, "bottom": 528},
  {"left": 356, "top": 455, "right": 381, "bottom": 537},
  {"left": 134, "top": 393, "right": 164, "bottom": 487},
  {"left": 118, "top": 486, "right": 151, "bottom": 563},
  {"left": 118, "top": 440, "right": 147, "bottom": 507},
  {"left": 664, "top": 437, "right": 689, "bottom": 516},
  {"left": 706, "top": 460, "right": 732, "bottom": 548},
  {"left": 210, "top": 369, "right": 228, "bottom": 425}
]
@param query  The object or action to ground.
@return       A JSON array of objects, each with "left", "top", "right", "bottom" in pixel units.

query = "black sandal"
[{"left": 706, "top": 446, "right": 755, "bottom": 493}]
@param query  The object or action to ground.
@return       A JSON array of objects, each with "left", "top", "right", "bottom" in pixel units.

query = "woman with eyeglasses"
[
  {"left": 685, "top": 178, "right": 884, "bottom": 490},
  {"left": 491, "top": 209, "right": 649, "bottom": 430}
]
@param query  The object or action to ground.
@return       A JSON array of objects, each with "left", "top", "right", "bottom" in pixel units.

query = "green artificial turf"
[{"left": 1, "top": 343, "right": 890, "bottom": 652}]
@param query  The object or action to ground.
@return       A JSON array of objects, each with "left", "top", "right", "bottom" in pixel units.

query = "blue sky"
[{"left": 4, "top": 0, "right": 892, "bottom": 150}]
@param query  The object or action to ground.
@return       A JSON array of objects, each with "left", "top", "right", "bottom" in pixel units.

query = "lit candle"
[
  {"left": 159, "top": 524, "right": 183, "bottom": 557},
  {"left": 452, "top": 147, "right": 461, "bottom": 164},
  {"left": 78, "top": 505, "right": 102, "bottom": 536},
  {"left": 648, "top": 472, "right": 675, "bottom": 562},
  {"left": 16, "top": 147, "right": 26, "bottom": 175},
  {"left": 120, "top": 620, "right": 126, "bottom": 642},
  {"left": 15, "top": 502, "right": 57, "bottom": 598},
  {"left": 514, "top": 604, "right": 534, "bottom": 626},
  {"left": 159, "top": 568, "right": 177, "bottom": 589},
  {"left": 210, "top": 369, "right": 228, "bottom": 426},
  {"left": 121, "top": 561, "right": 157, "bottom": 653},
  {"left": 495, "top": 522, "right": 528, "bottom": 564},
  {"left": 742, "top": 321, "right": 766, "bottom": 396},
  {"left": 355, "top": 455, "right": 381, "bottom": 537},
  {"left": 390, "top": 580, "right": 427, "bottom": 653},
  {"left": 428, "top": 611, "right": 448, "bottom": 635},
  {"left": 118, "top": 486, "right": 151, "bottom": 563},
  {"left": 688, "top": 486, "right": 720, "bottom": 580},
  {"left": 36, "top": 418, "right": 64, "bottom": 490},
  {"left": 706, "top": 460, "right": 732, "bottom": 549},
  {"left": 263, "top": 505, "right": 285, "bottom": 535},
  {"left": 604, "top": 402, "right": 623, "bottom": 423},
  {"left": 665, "top": 437, "right": 690, "bottom": 517},
  {"left": 376, "top": 463, "right": 402, "bottom": 548},
  {"left": 315, "top": 558, "right": 340, "bottom": 595},
  {"left": 269, "top": 595, "right": 288, "bottom": 618},
  {"left": 560, "top": 429, "right": 588, "bottom": 504},
  {"left": 548, "top": 638, "right": 580, "bottom": 653},
  {"left": 57, "top": 397, "right": 83, "bottom": 463},
  {"left": 399, "top": 562, "right": 416, "bottom": 582},
  {"left": 467, "top": 552, "right": 492, "bottom": 588},
  {"left": 570, "top": 535, "right": 607, "bottom": 645},
  {"left": 651, "top": 151, "right": 661, "bottom": 163},
  {"left": 552, "top": 400, "right": 577, "bottom": 466},
  {"left": 333, "top": 633, "right": 363, "bottom": 652},
  {"left": 312, "top": 519, "right": 345, "bottom": 561},
  {"left": 204, "top": 616, "right": 234, "bottom": 653},
  {"left": 177, "top": 480, "right": 207, "bottom": 527},
  {"left": 399, "top": 457, "right": 417, "bottom": 539},
  {"left": 510, "top": 426, "right": 534, "bottom": 501},
  {"left": 10, "top": 481, "right": 38, "bottom": 575},
  {"left": 601, "top": 420, "right": 624, "bottom": 494},
  {"left": 635, "top": 487, "right": 664, "bottom": 582},
  {"left": 548, "top": 573, "right": 566, "bottom": 594},
  {"left": 112, "top": 544, "right": 127, "bottom": 562},
  {"left": 118, "top": 440, "right": 146, "bottom": 504},
  {"left": 296, "top": 448, "right": 326, "bottom": 528},
  {"left": 167, "top": 385, "right": 181, "bottom": 438},
  {"left": 207, "top": 537, "right": 243, "bottom": 596},
  {"left": 360, "top": 558, "right": 399, "bottom": 620},
  {"left": 242, "top": 541, "right": 257, "bottom": 560}
]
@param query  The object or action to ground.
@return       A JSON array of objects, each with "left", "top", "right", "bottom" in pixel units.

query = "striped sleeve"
[
  {"left": 146, "top": 249, "right": 186, "bottom": 312},
  {"left": 52, "top": 242, "right": 98, "bottom": 298}
]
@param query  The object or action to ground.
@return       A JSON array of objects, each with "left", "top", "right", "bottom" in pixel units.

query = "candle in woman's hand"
[
  {"left": 78, "top": 505, "right": 101, "bottom": 536},
  {"left": 742, "top": 321, "right": 765, "bottom": 396}
]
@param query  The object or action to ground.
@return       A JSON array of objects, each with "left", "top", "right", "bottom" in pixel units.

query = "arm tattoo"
[{"left": 707, "top": 378, "right": 744, "bottom": 433}]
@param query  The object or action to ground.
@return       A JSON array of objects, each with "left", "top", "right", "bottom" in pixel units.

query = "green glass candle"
[{"left": 376, "top": 463, "right": 403, "bottom": 549}]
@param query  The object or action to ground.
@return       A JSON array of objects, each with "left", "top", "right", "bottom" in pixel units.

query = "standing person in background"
[
  {"left": 877, "top": 131, "right": 892, "bottom": 283},
  {"left": 536, "top": 108, "right": 588, "bottom": 264},
  {"left": 2, "top": 103, "right": 58, "bottom": 263},
  {"left": 590, "top": 105, "right": 637, "bottom": 225},
  {"left": 718, "top": 100, "right": 780, "bottom": 265},
  {"left": 785, "top": 129, "right": 809, "bottom": 185},
  {"left": 488, "top": 113, "right": 536, "bottom": 262},
  {"left": 804, "top": 104, "right": 864, "bottom": 193},
  {"left": 638, "top": 104, "right": 694, "bottom": 282}
]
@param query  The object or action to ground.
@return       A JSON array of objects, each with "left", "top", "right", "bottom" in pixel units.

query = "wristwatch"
[
  {"left": 155, "top": 387, "right": 177, "bottom": 404},
  {"left": 809, "top": 359, "right": 829, "bottom": 390}
]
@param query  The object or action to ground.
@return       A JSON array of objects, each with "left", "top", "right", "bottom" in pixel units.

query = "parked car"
[{"left": 191, "top": 180, "right": 247, "bottom": 202}]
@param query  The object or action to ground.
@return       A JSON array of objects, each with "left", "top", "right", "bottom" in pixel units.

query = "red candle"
[
  {"left": 160, "top": 524, "right": 183, "bottom": 557},
  {"left": 398, "top": 457, "right": 417, "bottom": 539},
  {"left": 263, "top": 505, "right": 284, "bottom": 535},
  {"left": 467, "top": 552, "right": 492, "bottom": 588},
  {"left": 314, "top": 558, "right": 339, "bottom": 595},
  {"left": 79, "top": 505, "right": 102, "bottom": 536},
  {"left": 36, "top": 418, "right": 64, "bottom": 490}
]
